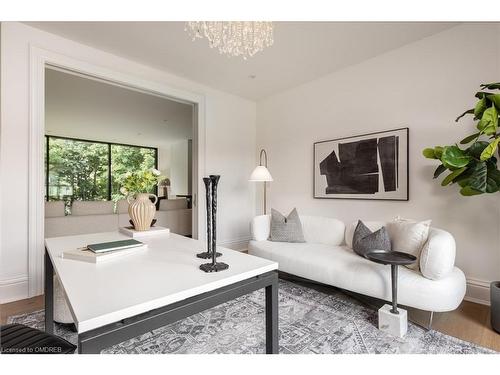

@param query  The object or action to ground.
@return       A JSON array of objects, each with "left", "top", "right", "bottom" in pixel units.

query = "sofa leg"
[
  {"left": 412, "top": 310, "right": 434, "bottom": 331},
  {"left": 427, "top": 311, "right": 434, "bottom": 331}
]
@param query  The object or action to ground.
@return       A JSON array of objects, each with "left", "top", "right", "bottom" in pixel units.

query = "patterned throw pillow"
[
  {"left": 269, "top": 208, "right": 306, "bottom": 243},
  {"left": 352, "top": 220, "right": 391, "bottom": 257}
]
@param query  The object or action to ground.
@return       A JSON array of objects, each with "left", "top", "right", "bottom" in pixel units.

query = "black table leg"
[
  {"left": 44, "top": 249, "right": 54, "bottom": 334},
  {"left": 390, "top": 264, "right": 399, "bottom": 314},
  {"left": 265, "top": 277, "right": 279, "bottom": 354}
]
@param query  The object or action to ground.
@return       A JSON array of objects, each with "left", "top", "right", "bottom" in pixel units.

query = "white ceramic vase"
[{"left": 127, "top": 193, "right": 158, "bottom": 231}]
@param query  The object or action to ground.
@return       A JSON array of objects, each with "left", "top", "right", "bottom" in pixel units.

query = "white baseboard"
[
  {"left": 465, "top": 278, "right": 491, "bottom": 306},
  {"left": 219, "top": 237, "right": 250, "bottom": 252},
  {"left": 0, "top": 275, "right": 29, "bottom": 304}
]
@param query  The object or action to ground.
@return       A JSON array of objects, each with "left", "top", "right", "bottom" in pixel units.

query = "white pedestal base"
[
  {"left": 119, "top": 226, "right": 170, "bottom": 238},
  {"left": 378, "top": 304, "right": 408, "bottom": 338}
]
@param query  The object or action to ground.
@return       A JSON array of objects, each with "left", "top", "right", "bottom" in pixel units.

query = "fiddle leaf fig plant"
[{"left": 423, "top": 82, "right": 500, "bottom": 196}]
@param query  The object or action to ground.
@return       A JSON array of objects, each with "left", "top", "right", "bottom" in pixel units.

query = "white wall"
[
  {"left": 170, "top": 140, "right": 189, "bottom": 196},
  {"left": 45, "top": 68, "right": 194, "bottom": 151},
  {"left": 257, "top": 23, "right": 500, "bottom": 304},
  {"left": 157, "top": 147, "right": 171, "bottom": 181},
  {"left": 0, "top": 22, "right": 256, "bottom": 302}
]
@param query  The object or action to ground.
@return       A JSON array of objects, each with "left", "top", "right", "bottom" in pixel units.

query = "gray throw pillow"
[
  {"left": 269, "top": 208, "right": 306, "bottom": 243},
  {"left": 352, "top": 220, "right": 391, "bottom": 257}
]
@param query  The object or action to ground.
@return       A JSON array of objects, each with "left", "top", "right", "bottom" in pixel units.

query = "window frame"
[{"left": 45, "top": 135, "right": 159, "bottom": 201}]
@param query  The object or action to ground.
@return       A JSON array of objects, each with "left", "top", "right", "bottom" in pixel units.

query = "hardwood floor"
[
  {"left": 408, "top": 301, "right": 500, "bottom": 352},
  {"left": 1, "top": 295, "right": 44, "bottom": 326},
  {"left": 1, "top": 294, "right": 498, "bottom": 352}
]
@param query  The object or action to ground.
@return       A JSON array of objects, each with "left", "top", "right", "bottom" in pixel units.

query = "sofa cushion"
[
  {"left": 352, "top": 220, "right": 391, "bottom": 257},
  {"left": 300, "top": 215, "right": 345, "bottom": 245},
  {"left": 269, "top": 208, "right": 305, "bottom": 243},
  {"left": 251, "top": 214, "right": 345, "bottom": 245},
  {"left": 45, "top": 201, "right": 65, "bottom": 218},
  {"left": 71, "top": 201, "right": 114, "bottom": 216},
  {"left": 248, "top": 240, "right": 466, "bottom": 312},
  {"left": 45, "top": 214, "right": 119, "bottom": 238},
  {"left": 116, "top": 199, "right": 129, "bottom": 214},
  {"left": 159, "top": 198, "right": 188, "bottom": 211},
  {"left": 386, "top": 217, "right": 431, "bottom": 271}
]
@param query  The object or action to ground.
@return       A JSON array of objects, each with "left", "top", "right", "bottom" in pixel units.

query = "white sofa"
[
  {"left": 248, "top": 215, "right": 466, "bottom": 313},
  {"left": 45, "top": 198, "right": 192, "bottom": 238}
]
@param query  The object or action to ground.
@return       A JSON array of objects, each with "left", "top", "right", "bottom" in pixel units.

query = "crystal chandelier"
[{"left": 185, "top": 22, "right": 274, "bottom": 59}]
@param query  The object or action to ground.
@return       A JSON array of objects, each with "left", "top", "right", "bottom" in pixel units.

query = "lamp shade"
[
  {"left": 159, "top": 178, "right": 171, "bottom": 187},
  {"left": 249, "top": 166, "right": 273, "bottom": 182}
]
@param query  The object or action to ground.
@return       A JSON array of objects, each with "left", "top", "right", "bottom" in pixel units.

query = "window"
[
  {"left": 110, "top": 144, "right": 157, "bottom": 200},
  {"left": 45, "top": 136, "right": 158, "bottom": 208}
]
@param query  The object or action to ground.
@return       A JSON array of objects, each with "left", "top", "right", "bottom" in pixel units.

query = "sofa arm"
[
  {"left": 250, "top": 215, "right": 270, "bottom": 241},
  {"left": 420, "top": 228, "right": 456, "bottom": 280}
]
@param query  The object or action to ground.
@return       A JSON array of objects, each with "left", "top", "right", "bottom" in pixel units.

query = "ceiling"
[
  {"left": 45, "top": 68, "right": 193, "bottom": 150},
  {"left": 28, "top": 22, "right": 458, "bottom": 100}
]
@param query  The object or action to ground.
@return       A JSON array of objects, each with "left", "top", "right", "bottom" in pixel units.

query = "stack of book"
[{"left": 62, "top": 239, "right": 147, "bottom": 263}]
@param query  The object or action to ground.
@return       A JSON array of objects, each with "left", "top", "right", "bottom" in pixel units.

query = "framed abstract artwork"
[{"left": 313, "top": 128, "right": 409, "bottom": 201}]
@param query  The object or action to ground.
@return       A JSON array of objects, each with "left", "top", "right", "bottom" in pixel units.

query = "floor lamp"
[{"left": 250, "top": 149, "right": 273, "bottom": 214}]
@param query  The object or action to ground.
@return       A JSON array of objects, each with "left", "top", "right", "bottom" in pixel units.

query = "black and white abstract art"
[{"left": 314, "top": 128, "right": 408, "bottom": 200}]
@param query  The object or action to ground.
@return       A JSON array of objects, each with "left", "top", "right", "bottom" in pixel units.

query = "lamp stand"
[
  {"left": 250, "top": 148, "right": 272, "bottom": 216},
  {"left": 263, "top": 181, "right": 267, "bottom": 214}
]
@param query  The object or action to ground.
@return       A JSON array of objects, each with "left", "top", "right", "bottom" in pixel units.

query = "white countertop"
[{"left": 45, "top": 232, "right": 278, "bottom": 333}]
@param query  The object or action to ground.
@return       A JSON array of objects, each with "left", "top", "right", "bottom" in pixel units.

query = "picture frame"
[{"left": 313, "top": 127, "right": 409, "bottom": 201}]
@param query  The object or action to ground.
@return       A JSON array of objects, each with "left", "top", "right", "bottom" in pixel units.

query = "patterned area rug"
[{"left": 7, "top": 280, "right": 495, "bottom": 354}]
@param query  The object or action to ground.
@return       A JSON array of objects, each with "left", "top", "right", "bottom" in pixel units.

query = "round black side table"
[{"left": 365, "top": 250, "right": 417, "bottom": 314}]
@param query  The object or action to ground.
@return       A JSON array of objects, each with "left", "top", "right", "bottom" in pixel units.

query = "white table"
[{"left": 44, "top": 232, "right": 279, "bottom": 354}]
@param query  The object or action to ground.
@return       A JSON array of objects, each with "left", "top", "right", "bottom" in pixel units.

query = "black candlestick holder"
[
  {"left": 197, "top": 177, "right": 221, "bottom": 259},
  {"left": 199, "top": 175, "right": 229, "bottom": 273}
]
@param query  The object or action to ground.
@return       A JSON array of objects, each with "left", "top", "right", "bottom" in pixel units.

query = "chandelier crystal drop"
[{"left": 185, "top": 22, "right": 274, "bottom": 59}]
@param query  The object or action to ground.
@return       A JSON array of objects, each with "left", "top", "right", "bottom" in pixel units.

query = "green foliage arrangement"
[
  {"left": 119, "top": 168, "right": 166, "bottom": 196},
  {"left": 423, "top": 82, "right": 500, "bottom": 196}
]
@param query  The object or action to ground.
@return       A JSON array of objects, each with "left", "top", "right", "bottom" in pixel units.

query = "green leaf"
[
  {"left": 441, "top": 167, "right": 467, "bottom": 186},
  {"left": 487, "top": 94, "right": 500, "bottom": 110},
  {"left": 423, "top": 146, "right": 444, "bottom": 160},
  {"left": 474, "top": 97, "right": 487, "bottom": 119},
  {"left": 468, "top": 161, "right": 488, "bottom": 192},
  {"left": 460, "top": 132, "right": 480, "bottom": 145},
  {"left": 422, "top": 148, "right": 437, "bottom": 159},
  {"left": 476, "top": 105, "right": 498, "bottom": 136},
  {"left": 466, "top": 141, "right": 489, "bottom": 159},
  {"left": 455, "top": 109, "right": 473, "bottom": 122},
  {"left": 486, "top": 165, "right": 500, "bottom": 194},
  {"left": 434, "top": 146, "right": 444, "bottom": 159},
  {"left": 480, "top": 137, "right": 500, "bottom": 161},
  {"left": 433, "top": 164, "right": 447, "bottom": 179},
  {"left": 475, "top": 91, "right": 492, "bottom": 99},
  {"left": 441, "top": 145, "right": 473, "bottom": 169},
  {"left": 456, "top": 177, "right": 470, "bottom": 188},
  {"left": 486, "top": 176, "right": 500, "bottom": 193},
  {"left": 460, "top": 186, "right": 484, "bottom": 196},
  {"left": 480, "top": 82, "right": 500, "bottom": 90}
]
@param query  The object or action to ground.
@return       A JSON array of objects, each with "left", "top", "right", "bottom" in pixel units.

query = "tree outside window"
[{"left": 45, "top": 136, "right": 157, "bottom": 213}]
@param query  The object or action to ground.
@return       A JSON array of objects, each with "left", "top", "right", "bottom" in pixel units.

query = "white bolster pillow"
[
  {"left": 419, "top": 228, "right": 456, "bottom": 280},
  {"left": 251, "top": 215, "right": 271, "bottom": 241}
]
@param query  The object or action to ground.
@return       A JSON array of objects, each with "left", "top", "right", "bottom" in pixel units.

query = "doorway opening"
[{"left": 43, "top": 67, "right": 196, "bottom": 238}]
